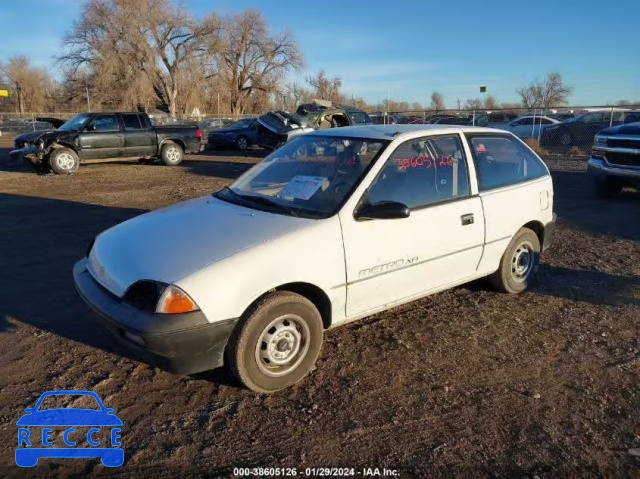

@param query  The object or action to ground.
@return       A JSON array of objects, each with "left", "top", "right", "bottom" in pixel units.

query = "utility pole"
[
  {"left": 457, "top": 99, "right": 461, "bottom": 111},
  {"left": 86, "top": 85, "right": 91, "bottom": 112},
  {"left": 217, "top": 93, "right": 220, "bottom": 116}
]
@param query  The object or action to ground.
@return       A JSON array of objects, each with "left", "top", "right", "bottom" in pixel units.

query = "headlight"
[
  {"left": 156, "top": 285, "right": 199, "bottom": 314},
  {"left": 594, "top": 136, "right": 607, "bottom": 147}
]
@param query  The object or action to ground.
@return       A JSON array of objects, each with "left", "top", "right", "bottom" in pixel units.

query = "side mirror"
[
  {"left": 86, "top": 124, "right": 96, "bottom": 132},
  {"left": 105, "top": 408, "right": 115, "bottom": 414},
  {"left": 356, "top": 201, "right": 410, "bottom": 220}
]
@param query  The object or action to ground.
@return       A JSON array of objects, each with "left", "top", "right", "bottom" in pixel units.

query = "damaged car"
[
  {"left": 11, "top": 112, "right": 202, "bottom": 175},
  {"left": 256, "top": 100, "right": 372, "bottom": 149}
]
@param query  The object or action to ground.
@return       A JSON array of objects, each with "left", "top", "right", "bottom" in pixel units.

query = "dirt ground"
[{"left": 0, "top": 133, "right": 638, "bottom": 478}]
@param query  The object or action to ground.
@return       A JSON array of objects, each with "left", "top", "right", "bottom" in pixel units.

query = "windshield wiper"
[{"left": 216, "top": 187, "right": 300, "bottom": 217}]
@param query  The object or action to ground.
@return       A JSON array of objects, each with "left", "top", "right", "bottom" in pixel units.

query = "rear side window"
[
  {"left": 368, "top": 135, "right": 470, "bottom": 209},
  {"left": 469, "top": 136, "right": 548, "bottom": 191},
  {"left": 122, "top": 114, "right": 142, "bottom": 130}
]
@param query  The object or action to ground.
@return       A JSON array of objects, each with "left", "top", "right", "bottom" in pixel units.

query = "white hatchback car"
[{"left": 74, "top": 125, "right": 555, "bottom": 393}]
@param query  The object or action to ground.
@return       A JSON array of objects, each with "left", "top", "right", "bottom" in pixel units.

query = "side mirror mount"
[
  {"left": 24, "top": 408, "right": 34, "bottom": 413},
  {"left": 85, "top": 124, "right": 95, "bottom": 132},
  {"left": 355, "top": 201, "right": 410, "bottom": 220}
]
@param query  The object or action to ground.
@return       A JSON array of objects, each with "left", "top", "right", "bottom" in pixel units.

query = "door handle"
[{"left": 461, "top": 213, "right": 474, "bottom": 225}]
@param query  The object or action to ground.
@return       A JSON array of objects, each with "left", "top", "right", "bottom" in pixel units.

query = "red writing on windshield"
[{"left": 395, "top": 154, "right": 454, "bottom": 170}]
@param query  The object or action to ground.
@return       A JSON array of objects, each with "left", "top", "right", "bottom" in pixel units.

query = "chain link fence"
[{"left": 2, "top": 105, "right": 639, "bottom": 156}]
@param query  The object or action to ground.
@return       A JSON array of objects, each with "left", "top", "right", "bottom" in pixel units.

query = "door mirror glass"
[{"left": 356, "top": 201, "right": 410, "bottom": 220}]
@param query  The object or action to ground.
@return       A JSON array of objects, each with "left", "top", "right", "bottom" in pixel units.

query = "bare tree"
[
  {"left": 59, "top": 0, "right": 221, "bottom": 115},
  {"left": 217, "top": 10, "right": 302, "bottom": 114},
  {"left": 306, "top": 71, "right": 344, "bottom": 104},
  {"left": 516, "top": 72, "right": 573, "bottom": 109},
  {"left": 283, "top": 82, "right": 310, "bottom": 110},
  {"left": 430, "top": 91, "right": 445, "bottom": 112},
  {"left": 465, "top": 98, "right": 483, "bottom": 110},
  {"left": 483, "top": 94, "right": 498, "bottom": 110},
  {"left": 0, "top": 56, "right": 57, "bottom": 113}
]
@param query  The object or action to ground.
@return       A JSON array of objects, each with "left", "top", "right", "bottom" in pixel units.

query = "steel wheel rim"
[
  {"left": 560, "top": 133, "right": 571, "bottom": 146},
  {"left": 57, "top": 153, "right": 75, "bottom": 170},
  {"left": 511, "top": 241, "right": 534, "bottom": 282},
  {"left": 254, "top": 314, "right": 310, "bottom": 377},
  {"left": 237, "top": 137, "right": 247, "bottom": 149},
  {"left": 166, "top": 147, "right": 180, "bottom": 162}
]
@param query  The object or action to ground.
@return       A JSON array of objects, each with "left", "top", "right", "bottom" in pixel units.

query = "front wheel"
[
  {"left": 235, "top": 136, "right": 249, "bottom": 150},
  {"left": 227, "top": 292, "right": 323, "bottom": 393},
  {"left": 160, "top": 142, "right": 183, "bottom": 166},
  {"left": 48, "top": 147, "right": 79, "bottom": 175},
  {"left": 490, "top": 228, "right": 541, "bottom": 294}
]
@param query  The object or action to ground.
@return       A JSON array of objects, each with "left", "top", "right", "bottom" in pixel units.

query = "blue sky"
[{"left": 1, "top": 0, "right": 639, "bottom": 107}]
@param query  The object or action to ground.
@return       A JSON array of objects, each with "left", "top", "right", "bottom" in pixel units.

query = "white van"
[{"left": 74, "top": 125, "right": 555, "bottom": 393}]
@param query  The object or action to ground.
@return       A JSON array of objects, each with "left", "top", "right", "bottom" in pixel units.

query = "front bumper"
[
  {"left": 10, "top": 144, "right": 42, "bottom": 159},
  {"left": 73, "top": 258, "right": 238, "bottom": 375},
  {"left": 587, "top": 158, "right": 640, "bottom": 183}
]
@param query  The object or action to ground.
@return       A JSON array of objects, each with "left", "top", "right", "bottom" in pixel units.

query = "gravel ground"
[{"left": 0, "top": 134, "right": 639, "bottom": 478}]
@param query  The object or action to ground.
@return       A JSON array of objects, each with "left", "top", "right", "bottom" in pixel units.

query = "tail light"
[{"left": 196, "top": 129, "right": 202, "bottom": 141}]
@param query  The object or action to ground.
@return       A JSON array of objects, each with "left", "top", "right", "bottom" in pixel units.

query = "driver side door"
[
  {"left": 339, "top": 134, "right": 485, "bottom": 318},
  {"left": 78, "top": 114, "right": 124, "bottom": 159}
]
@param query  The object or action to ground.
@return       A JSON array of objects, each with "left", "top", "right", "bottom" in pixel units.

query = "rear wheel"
[
  {"left": 235, "top": 136, "right": 249, "bottom": 150},
  {"left": 48, "top": 147, "right": 79, "bottom": 175},
  {"left": 227, "top": 292, "right": 323, "bottom": 393},
  {"left": 161, "top": 142, "right": 183, "bottom": 166},
  {"left": 559, "top": 132, "right": 573, "bottom": 146},
  {"left": 490, "top": 228, "right": 541, "bottom": 294}
]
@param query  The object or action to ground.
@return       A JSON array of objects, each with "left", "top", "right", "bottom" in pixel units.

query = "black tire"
[
  {"left": 490, "top": 228, "right": 541, "bottom": 294},
  {"left": 48, "top": 147, "right": 79, "bottom": 175},
  {"left": 595, "top": 178, "right": 622, "bottom": 198},
  {"left": 559, "top": 132, "right": 573, "bottom": 147},
  {"left": 227, "top": 292, "right": 323, "bottom": 394},
  {"left": 160, "top": 142, "right": 183, "bottom": 166},
  {"left": 235, "top": 135, "right": 249, "bottom": 150}
]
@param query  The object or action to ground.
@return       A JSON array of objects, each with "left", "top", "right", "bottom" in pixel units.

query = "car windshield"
[
  {"left": 219, "top": 135, "right": 389, "bottom": 218},
  {"left": 37, "top": 394, "right": 101, "bottom": 411},
  {"left": 58, "top": 113, "right": 91, "bottom": 131}
]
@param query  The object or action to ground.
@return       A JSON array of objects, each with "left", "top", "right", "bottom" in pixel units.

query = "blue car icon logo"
[{"left": 15, "top": 390, "right": 123, "bottom": 467}]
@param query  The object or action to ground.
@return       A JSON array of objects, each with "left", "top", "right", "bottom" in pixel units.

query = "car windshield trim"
[{"left": 216, "top": 136, "right": 390, "bottom": 219}]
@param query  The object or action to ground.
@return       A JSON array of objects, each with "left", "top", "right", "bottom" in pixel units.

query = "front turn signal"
[{"left": 156, "top": 285, "right": 199, "bottom": 314}]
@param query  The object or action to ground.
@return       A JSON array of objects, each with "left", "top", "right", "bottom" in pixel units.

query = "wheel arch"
[
  {"left": 161, "top": 138, "right": 186, "bottom": 151},
  {"left": 522, "top": 220, "right": 545, "bottom": 246},
  {"left": 239, "top": 282, "right": 333, "bottom": 330}
]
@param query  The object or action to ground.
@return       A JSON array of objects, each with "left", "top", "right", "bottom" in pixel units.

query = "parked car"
[
  {"left": 370, "top": 114, "right": 399, "bottom": 125},
  {"left": 11, "top": 112, "right": 202, "bottom": 174},
  {"left": 207, "top": 118, "right": 258, "bottom": 150},
  {"left": 474, "top": 112, "right": 519, "bottom": 128},
  {"left": 540, "top": 109, "right": 640, "bottom": 148},
  {"left": 198, "top": 117, "right": 234, "bottom": 139},
  {"left": 74, "top": 124, "right": 555, "bottom": 393},
  {"left": 502, "top": 115, "right": 560, "bottom": 139},
  {"left": 256, "top": 100, "right": 372, "bottom": 149},
  {"left": 588, "top": 122, "right": 640, "bottom": 197}
]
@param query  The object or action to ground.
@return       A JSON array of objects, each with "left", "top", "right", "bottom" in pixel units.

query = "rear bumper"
[
  {"left": 542, "top": 213, "right": 556, "bottom": 252},
  {"left": 587, "top": 158, "right": 640, "bottom": 183},
  {"left": 73, "top": 258, "right": 238, "bottom": 375}
]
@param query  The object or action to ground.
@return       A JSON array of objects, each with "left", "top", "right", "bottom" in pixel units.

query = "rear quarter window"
[{"left": 467, "top": 135, "right": 548, "bottom": 191}]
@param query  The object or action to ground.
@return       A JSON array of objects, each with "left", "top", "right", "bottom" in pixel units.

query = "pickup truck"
[
  {"left": 74, "top": 125, "right": 555, "bottom": 393},
  {"left": 11, "top": 112, "right": 202, "bottom": 174},
  {"left": 588, "top": 122, "right": 640, "bottom": 197}
]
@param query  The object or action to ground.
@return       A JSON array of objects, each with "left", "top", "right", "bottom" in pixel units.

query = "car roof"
[{"left": 305, "top": 124, "right": 503, "bottom": 141}]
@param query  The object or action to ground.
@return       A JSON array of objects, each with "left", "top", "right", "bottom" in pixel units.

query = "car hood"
[
  {"left": 599, "top": 122, "right": 640, "bottom": 136},
  {"left": 88, "top": 196, "right": 314, "bottom": 297},
  {"left": 257, "top": 111, "right": 314, "bottom": 135},
  {"left": 14, "top": 129, "right": 54, "bottom": 142},
  {"left": 16, "top": 409, "right": 123, "bottom": 427}
]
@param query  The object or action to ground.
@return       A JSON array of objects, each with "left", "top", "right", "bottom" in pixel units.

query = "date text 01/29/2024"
[{"left": 233, "top": 467, "right": 400, "bottom": 477}]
